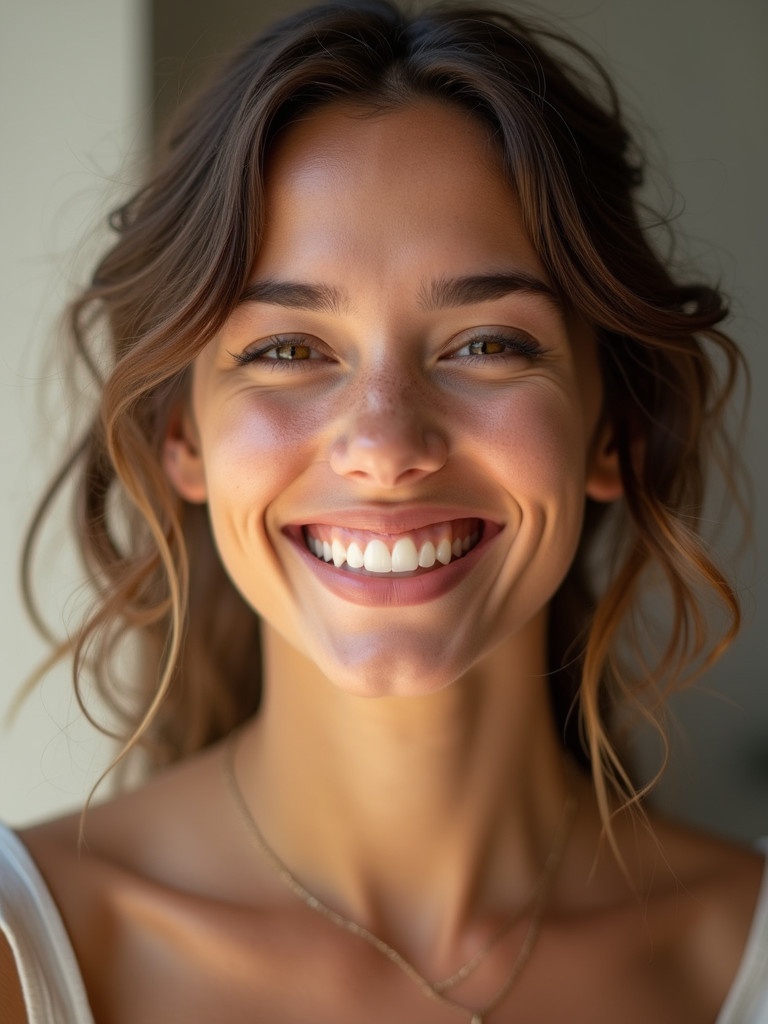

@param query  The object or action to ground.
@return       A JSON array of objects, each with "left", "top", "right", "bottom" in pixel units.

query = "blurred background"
[{"left": 1, "top": 0, "right": 766, "bottom": 834}]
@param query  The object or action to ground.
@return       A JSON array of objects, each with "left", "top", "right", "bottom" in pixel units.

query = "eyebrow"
[
  {"left": 237, "top": 279, "right": 346, "bottom": 315},
  {"left": 419, "top": 272, "right": 563, "bottom": 314},
  {"left": 237, "top": 270, "right": 563, "bottom": 316}
]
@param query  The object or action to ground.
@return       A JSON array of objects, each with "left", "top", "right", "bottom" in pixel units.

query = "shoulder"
[
  {"left": 15, "top": 751, "right": 227, "bottom": 939},
  {"left": 14, "top": 744, "right": 275, "bottom": 995},
  {"left": 697, "top": 834, "right": 768, "bottom": 1023},
  {"left": 13, "top": 748, "right": 290, "bottom": 1024},
  {"left": 640, "top": 816, "right": 768, "bottom": 1018},
  {"left": 649, "top": 816, "right": 765, "bottom": 925},
  {"left": 19, "top": 741, "right": 260, "bottom": 904},
  {"left": 557, "top": 795, "right": 768, "bottom": 1021}
]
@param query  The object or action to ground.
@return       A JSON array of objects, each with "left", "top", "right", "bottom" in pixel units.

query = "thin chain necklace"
[{"left": 223, "top": 735, "right": 576, "bottom": 1023}]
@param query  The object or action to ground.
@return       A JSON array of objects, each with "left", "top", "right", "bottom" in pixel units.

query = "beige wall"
[{"left": 0, "top": 0, "right": 147, "bottom": 825}]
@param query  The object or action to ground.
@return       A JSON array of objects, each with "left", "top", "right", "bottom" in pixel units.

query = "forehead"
[
  {"left": 255, "top": 99, "right": 548, "bottom": 288},
  {"left": 266, "top": 97, "right": 502, "bottom": 194}
]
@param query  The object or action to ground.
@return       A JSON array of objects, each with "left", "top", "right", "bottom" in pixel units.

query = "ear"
[
  {"left": 585, "top": 418, "right": 623, "bottom": 503},
  {"left": 162, "top": 405, "right": 207, "bottom": 504}
]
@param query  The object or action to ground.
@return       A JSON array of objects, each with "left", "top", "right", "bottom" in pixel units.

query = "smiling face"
[{"left": 165, "top": 99, "right": 620, "bottom": 697}]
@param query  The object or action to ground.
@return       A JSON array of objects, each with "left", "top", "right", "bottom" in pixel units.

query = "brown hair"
[{"left": 22, "top": 1, "right": 745, "bottom": 822}]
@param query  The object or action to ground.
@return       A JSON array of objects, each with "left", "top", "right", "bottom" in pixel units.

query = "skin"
[
  {"left": 7, "top": 100, "right": 764, "bottom": 1024},
  {"left": 179, "top": 100, "right": 617, "bottom": 700}
]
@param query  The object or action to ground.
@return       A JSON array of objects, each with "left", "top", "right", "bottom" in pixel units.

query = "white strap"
[{"left": 0, "top": 824, "right": 94, "bottom": 1024}]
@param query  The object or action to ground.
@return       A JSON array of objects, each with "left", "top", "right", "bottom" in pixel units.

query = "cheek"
[
  {"left": 194, "top": 396, "right": 311, "bottom": 621},
  {"left": 201, "top": 391, "right": 320, "bottom": 496},
  {"left": 197, "top": 390, "right": 336, "bottom": 606},
  {"left": 468, "top": 383, "right": 589, "bottom": 496}
]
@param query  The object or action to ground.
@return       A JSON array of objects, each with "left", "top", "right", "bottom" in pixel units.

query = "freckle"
[{"left": 360, "top": 370, "right": 414, "bottom": 413}]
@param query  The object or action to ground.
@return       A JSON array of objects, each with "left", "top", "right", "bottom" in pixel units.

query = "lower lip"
[{"left": 284, "top": 523, "right": 501, "bottom": 607}]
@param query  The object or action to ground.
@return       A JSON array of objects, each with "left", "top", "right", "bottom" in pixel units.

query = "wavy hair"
[{"left": 22, "top": 1, "right": 745, "bottom": 827}]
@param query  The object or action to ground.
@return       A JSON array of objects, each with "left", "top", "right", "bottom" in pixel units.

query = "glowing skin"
[{"left": 167, "top": 99, "right": 620, "bottom": 697}]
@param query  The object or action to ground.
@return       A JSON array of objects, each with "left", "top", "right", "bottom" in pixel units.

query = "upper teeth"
[{"left": 304, "top": 526, "right": 479, "bottom": 573}]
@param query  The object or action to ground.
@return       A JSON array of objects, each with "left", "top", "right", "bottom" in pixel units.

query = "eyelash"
[
  {"left": 231, "top": 335, "right": 327, "bottom": 368},
  {"left": 231, "top": 330, "right": 546, "bottom": 368},
  {"left": 449, "top": 331, "right": 545, "bottom": 363}
]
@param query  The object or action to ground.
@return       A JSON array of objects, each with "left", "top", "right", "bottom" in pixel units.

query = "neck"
[{"left": 232, "top": 615, "right": 574, "bottom": 964}]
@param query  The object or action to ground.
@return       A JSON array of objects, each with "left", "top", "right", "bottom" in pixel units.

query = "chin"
[{"left": 316, "top": 630, "right": 471, "bottom": 699}]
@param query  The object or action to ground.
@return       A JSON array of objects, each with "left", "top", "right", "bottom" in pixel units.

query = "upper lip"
[{"left": 283, "top": 505, "right": 503, "bottom": 535}]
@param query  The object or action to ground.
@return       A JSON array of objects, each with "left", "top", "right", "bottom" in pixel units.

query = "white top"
[
  {"left": 0, "top": 824, "right": 93, "bottom": 1023},
  {"left": 1, "top": 823, "right": 768, "bottom": 1022}
]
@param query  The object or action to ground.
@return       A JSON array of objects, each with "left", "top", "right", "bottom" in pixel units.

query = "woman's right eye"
[{"left": 231, "top": 335, "right": 328, "bottom": 366}]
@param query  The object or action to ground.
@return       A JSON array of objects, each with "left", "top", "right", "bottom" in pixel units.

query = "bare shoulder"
[
  {"left": 641, "top": 814, "right": 765, "bottom": 1006},
  {"left": 18, "top": 742, "right": 258, "bottom": 927},
  {"left": 548, "top": 805, "right": 766, "bottom": 1022},
  {"left": 16, "top": 744, "right": 267, "bottom": 1023},
  {"left": 20, "top": 742, "right": 235, "bottom": 877},
  {"left": 0, "top": 930, "right": 28, "bottom": 1024},
  {"left": 649, "top": 814, "right": 765, "bottom": 921}
]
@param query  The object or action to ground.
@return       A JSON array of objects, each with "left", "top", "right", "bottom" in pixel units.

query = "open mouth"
[{"left": 302, "top": 517, "right": 483, "bottom": 575}]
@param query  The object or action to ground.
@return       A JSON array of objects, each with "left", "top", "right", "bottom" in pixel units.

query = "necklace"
[{"left": 223, "top": 736, "right": 576, "bottom": 1023}]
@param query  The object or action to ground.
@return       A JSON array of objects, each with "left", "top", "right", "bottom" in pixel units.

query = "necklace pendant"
[{"left": 471, "top": 1015, "right": 483, "bottom": 1024}]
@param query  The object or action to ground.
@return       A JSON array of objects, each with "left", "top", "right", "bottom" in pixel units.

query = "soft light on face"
[{"left": 168, "top": 99, "right": 620, "bottom": 697}]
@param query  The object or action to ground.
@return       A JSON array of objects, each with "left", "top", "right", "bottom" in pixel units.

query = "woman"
[{"left": 1, "top": 2, "right": 766, "bottom": 1021}]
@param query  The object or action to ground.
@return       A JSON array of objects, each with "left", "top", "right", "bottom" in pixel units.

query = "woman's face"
[{"left": 170, "top": 99, "right": 619, "bottom": 697}]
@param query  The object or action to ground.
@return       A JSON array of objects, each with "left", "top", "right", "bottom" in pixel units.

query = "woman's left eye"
[
  {"left": 449, "top": 330, "right": 545, "bottom": 362},
  {"left": 263, "top": 341, "right": 315, "bottom": 361},
  {"left": 232, "top": 334, "right": 328, "bottom": 366}
]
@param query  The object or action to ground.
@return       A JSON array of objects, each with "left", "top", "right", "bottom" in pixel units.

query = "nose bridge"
[
  {"left": 358, "top": 361, "right": 420, "bottom": 425},
  {"left": 330, "top": 360, "right": 447, "bottom": 486}
]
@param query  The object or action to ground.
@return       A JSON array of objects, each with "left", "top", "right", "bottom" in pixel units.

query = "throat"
[{"left": 242, "top": 617, "right": 571, "bottom": 961}]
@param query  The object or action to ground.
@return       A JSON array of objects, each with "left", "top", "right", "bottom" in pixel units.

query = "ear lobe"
[
  {"left": 162, "top": 407, "right": 207, "bottom": 504},
  {"left": 585, "top": 419, "right": 623, "bottom": 503}
]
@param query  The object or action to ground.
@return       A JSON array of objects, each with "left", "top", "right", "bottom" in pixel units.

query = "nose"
[{"left": 329, "top": 380, "right": 448, "bottom": 488}]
